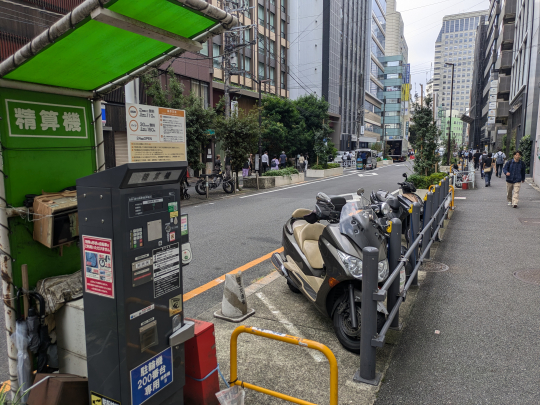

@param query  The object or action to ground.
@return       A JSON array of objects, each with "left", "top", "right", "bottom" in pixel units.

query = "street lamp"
[
  {"left": 444, "top": 62, "right": 455, "bottom": 165},
  {"left": 252, "top": 77, "right": 271, "bottom": 174}
]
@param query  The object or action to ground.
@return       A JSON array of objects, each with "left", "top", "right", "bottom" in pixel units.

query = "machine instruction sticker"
[
  {"left": 169, "top": 294, "right": 182, "bottom": 317},
  {"left": 83, "top": 236, "right": 114, "bottom": 299},
  {"left": 152, "top": 243, "right": 180, "bottom": 298},
  {"left": 180, "top": 215, "right": 188, "bottom": 236},
  {"left": 130, "top": 347, "right": 173, "bottom": 405},
  {"left": 90, "top": 391, "right": 120, "bottom": 405},
  {"left": 130, "top": 304, "right": 155, "bottom": 321}
]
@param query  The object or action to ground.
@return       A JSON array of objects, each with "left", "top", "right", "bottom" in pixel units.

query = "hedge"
[
  {"left": 262, "top": 167, "right": 300, "bottom": 177},
  {"left": 310, "top": 163, "right": 341, "bottom": 170},
  {"left": 407, "top": 172, "right": 448, "bottom": 189}
]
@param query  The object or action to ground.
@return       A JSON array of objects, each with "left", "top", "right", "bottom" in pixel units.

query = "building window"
[
  {"left": 281, "top": 71, "right": 286, "bottom": 90},
  {"left": 258, "top": 5, "right": 265, "bottom": 25},
  {"left": 200, "top": 41, "right": 208, "bottom": 56},
  {"left": 213, "top": 43, "right": 221, "bottom": 69},
  {"left": 191, "top": 80, "right": 209, "bottom": 108},
  {"left": 244, "top": 56, "right": 251, "bottom": 72},
  {"left": 258, "top": 62, "right": 265, "bottom": 79},
  {"left": 269, "top": 39, "right": 276, "bottom": 58},
  {"left": 258, "top": 33, "right": 265, "bottom": 52},
  {"left": 281, "top": 20, "right": 286, "bottom": 38},
  {"left": 269, "top": 67, "right": 275, "bottom": 86},
  {"left": 280, "top": 46, "right": 285, "bottom": 62},
  {"left": 269, "top": 12, "right": 275, "bottom": 32},
  {"left": 281, "top": 0, "right": 286, "bottom": 13}
]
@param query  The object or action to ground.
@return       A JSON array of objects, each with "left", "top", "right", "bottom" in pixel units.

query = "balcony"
[
  {"left": 502, "top": 0, "right": 517, "bottom": 20},
  {"left": 502, "top": 24, "right": 515, "bottom": 44},
  {"left": 500, "top": 50, "right": 513, "bottom": 69},
  {"left": 497, "top": 101, "right": 509, "bottom": 117},
  {"left": 498, "top": 75, "right": 511, "bottom": 93}
]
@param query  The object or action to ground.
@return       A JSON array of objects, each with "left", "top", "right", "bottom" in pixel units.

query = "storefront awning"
[{"left": 0, "top": 0, "right": 237, "bottom": 94}]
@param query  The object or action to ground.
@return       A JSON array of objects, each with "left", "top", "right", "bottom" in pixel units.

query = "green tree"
[
  {"left": 411, "top": 96, "right": 441, "bottom": 175},
  {"left": 142, "top": 69, "right": 215, "bottom": 170},
  {"left": 215, "top": 108, "right": 259, "bottom": 179},
  {"left": 371, "top": 142, "right": 383, "bottom": 153},
  {"left": 519, "top": 134, "right": 533, "bottom": 174},
  {"left": 261, "top": 95, "right": 306, "bottom": 159}
]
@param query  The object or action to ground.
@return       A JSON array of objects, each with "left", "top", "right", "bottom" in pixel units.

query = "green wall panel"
[{"left": 0, "top": 88, "right": 96, "bottom": 287}]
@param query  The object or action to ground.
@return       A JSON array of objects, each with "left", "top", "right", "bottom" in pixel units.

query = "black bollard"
[
  {"left": 423, "top": 192, "right": 433, "bottom": 260},
  {"left": 411, "top": 202, "right": 421, "bottom": 286},
  {"left": 388, "top": 218, "right": 402, "bottom": 329},
  {"left": 353, "top": 247, "right": 381, "bottom": 386}
]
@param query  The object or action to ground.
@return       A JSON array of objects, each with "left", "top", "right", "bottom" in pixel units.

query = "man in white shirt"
[{"left": 261, "top": 151, "right": 269, "bottom": 174}]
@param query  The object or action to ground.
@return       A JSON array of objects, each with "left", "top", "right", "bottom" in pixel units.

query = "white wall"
[{"left": 288, "top": 0, "right": 324, "bottom": 100}]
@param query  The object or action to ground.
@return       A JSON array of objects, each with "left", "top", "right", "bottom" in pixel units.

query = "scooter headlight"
[
  {"left": 337, "top": 251, "right": 363, "bottom": 278},
  {"left": 378, "top": 259, "right": 389, "bottom": 282},
  {"left": 381, "top": 202, "right": 391, "bottom": 215}
]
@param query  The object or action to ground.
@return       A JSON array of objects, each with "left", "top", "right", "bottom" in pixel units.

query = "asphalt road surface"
[{"left": 0, "top": 162, "right": 411, "bottom": 385}]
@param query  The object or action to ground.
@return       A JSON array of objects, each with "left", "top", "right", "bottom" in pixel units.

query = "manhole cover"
[
  {"left": 513, "top": 269, "right": 540, "bottom": 286},
  {"left": 421, "top": 261, "right": 449, "bottom": 272},
  {"left": 518, "top": 218, "right": 540, "bottom": 225}
]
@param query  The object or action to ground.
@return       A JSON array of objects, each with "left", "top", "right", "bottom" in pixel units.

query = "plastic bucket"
[{"left": 462, "top": 182, "right": 469, "bottom": 190}]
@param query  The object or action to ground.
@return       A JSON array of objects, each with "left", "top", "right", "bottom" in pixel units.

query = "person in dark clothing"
[
  {"left": 482, "top": 153, "right": 494, "bottom": 187},
  {"left": 503, "top": 151, "right": 526, "bottom": 208},
  {"left": 493, "top": 148, "right": 506, "bottom": 178},
  {"left": 473, "top": 151, "right": 482, "bottom": 169},
  {"left": 214, "top": 154, "right": 222, "bottom": 173},
  {"left": 360, "top": 151, "right": 367, "bottom": 170},
  {"left": 225, "top": 154, "right": 231, "bottom": 179},
  {"left": 279, "top": 151, "right": 287, "bottom": 169}
]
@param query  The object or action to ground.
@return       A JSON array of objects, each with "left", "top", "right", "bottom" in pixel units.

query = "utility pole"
[
  {"left": 445, "top": 62, "right": 455, "bottom": 165},
  {"left": 420, "top": 83, "right": 424, "bottom": 107}
]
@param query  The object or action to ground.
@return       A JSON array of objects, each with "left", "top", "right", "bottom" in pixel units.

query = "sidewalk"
[{"left": 376, "top": 176, "right": 540, "bottom": 404}]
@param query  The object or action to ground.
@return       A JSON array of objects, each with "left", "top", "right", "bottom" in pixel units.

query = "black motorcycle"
[
  {"left": 195, "top": 170, "right": 234, "bottom": 195},
  {"left": 272, "top": 189, "right": 391, "bottom": 353}
]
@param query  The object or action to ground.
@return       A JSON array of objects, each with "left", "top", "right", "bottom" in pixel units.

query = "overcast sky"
[{"left": 398, "top": 0, "right": 489, "bottom": 97}]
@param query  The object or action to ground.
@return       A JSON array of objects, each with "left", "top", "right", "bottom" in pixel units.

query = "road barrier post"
[
  {"left": 387, "top": 218, "right": 402, "bottom": 329},
  {"left": 354, "top": 247, "right": 381, "bottom": 385},
  {"left": 423, "top": 192, "right": 433, "bottom": 260},
  {"left": 411, "top": 202, "right": 421, "bottom": 286},
  {"left": 434, "top": 185, "right": 441, "bottom": 241}
]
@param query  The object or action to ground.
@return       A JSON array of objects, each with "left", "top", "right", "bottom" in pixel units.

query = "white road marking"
[
  {"left": 239, "top": 172, "right": 359, "bottom": 198},
  {"left": 454, "top": 196, "right": 466, "bottom": 199},
  {"left": 390, "top": 189, "right": 399, "bottom": 195},
  {"left": 255, "top": 292, "right": 325, "bottom": 362},
  {"left": 357, "top": 172, "right": 379, "bottom": 177}
]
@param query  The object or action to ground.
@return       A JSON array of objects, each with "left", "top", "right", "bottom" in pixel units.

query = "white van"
[{"left": 355, "top": 149, "right": 378, "bottom": 170}]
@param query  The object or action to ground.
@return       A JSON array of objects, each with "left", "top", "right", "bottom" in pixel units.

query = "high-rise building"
[
  {"left": 378, "top": 0, "right": 409, "bottom": 145},
  {"left": 289, "top": 0, "right": 381, "bottom": 150},
  {"left": 433, "top": 10, "right": 488, "bottom": 145}
]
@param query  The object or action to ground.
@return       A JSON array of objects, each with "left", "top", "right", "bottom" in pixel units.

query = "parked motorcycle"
[
  {"left": 195, "top": 170, "right": 234, "bottom": 195},
  {"left": 272, "top": 189, "right": 390, "bottom": 353}
]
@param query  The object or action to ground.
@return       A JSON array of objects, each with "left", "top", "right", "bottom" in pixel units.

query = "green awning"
[{"left": 0, "top": 0, "right": 236, "bottom": 93}]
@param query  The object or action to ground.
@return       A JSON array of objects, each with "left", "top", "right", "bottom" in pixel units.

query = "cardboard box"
[{"left": 33, "top": 191, "right": 78, "bottom": 248}]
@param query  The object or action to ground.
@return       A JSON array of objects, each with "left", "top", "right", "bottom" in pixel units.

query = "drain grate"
[
  {"left": 421, "top": 261, "right": 449, "bottom": 272},
  {"left": 518, "top": 218, "right": 540, "bottom": 225},
  {"left": 513, "top": 269, "right": 540, "bottom": 286}
]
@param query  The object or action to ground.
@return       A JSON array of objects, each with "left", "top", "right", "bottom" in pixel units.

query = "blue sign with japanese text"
[{"left": 130, "top": 347, "right": 173, "bottom": 405}]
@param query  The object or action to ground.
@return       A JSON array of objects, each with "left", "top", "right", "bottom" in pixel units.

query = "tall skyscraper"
[
  {"left": 289, "top": 0, "right": 381, "bottom": 150},
  {"left": 433, "top": 10, "right": 488, "bottom": 143}
]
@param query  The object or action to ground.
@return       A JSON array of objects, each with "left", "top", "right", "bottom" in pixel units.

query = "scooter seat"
[{"left": 298, "top": 223, "right": 325, "bottom": 269}]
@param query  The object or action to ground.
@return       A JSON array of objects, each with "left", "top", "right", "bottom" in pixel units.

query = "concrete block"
[{"left": 305, "top": 167, "right": 343, "bottom": 178}]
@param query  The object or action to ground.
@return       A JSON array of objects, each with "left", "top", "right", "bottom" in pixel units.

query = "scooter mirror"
[
  {"left": 402, "top": 173, "right": 408, "bottom": 178},
  {"left": 316, "top": 192, "right": 331, "bottom": 204},
  {"left": 357, "top": 188, "right": 365, "bottom": 196}
]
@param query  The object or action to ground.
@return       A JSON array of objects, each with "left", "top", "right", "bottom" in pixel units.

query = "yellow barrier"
[
  {"left": 230, "top": 325, "right": 338, "bottom": 405},
  {"left": 449, "top": 185, "right": 455, "bottom": 209}
]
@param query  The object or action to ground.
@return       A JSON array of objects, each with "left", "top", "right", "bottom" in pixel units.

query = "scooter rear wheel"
[{"left": 287, "top": 280, "right": 301, "bottom": 294}]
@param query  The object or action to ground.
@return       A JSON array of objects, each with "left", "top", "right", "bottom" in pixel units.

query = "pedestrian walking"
[
  {"left": 347, "top": 151, "right": 352, "bottom": 167},
  {"left": 225, "top": 153, "right": 232, "bottom": 179},
  {"left": 503, "top": 151, "right": 526, "bottom": 208},
  {"left": 261, "top": 151, "right": 269, "bottom": 174},
  {"left": 271, "top": 156, "right": 279, "bottom": 170},
  {"left": 493, "top": 148, "right": 506, "bottom": 178},
  {"left": 468, "top": 149, "right": 473, "bottom": 162},
  {"left": 479, "top": 150, "right": 487, "bottom": 179},
  {"left": 360, "top": 151, "right": 367, "bottom": 170},
  {"left": 483, "top": 152, "right": 494, "bottom": 187},
  {"left": 242, "top": 157, "right": 250, "bottom": 178},
  {"left": 304, "top": 156, "right": 308, "bottom": 174},
  {"left": 279, "top": 151, "right": 287, "bottom": 169},
  {"left": 473, "top": 150, "right": 481, "bottom": 169},
  {"left": 298, "top": 154, "right": 305, "bottom": 172}
]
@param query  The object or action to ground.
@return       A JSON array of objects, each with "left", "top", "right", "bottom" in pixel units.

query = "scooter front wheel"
[
  {"left": 287, "top": 280, "right": 301, "bottom": 294},
  {"left": 333, "top": 297, "right": 385, "bottom": 354}
]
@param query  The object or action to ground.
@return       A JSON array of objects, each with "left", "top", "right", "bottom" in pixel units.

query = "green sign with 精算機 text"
[{"left": 5, "top": 99, "right": 88, "bottom": 138}]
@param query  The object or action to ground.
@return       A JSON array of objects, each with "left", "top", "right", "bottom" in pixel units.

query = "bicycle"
[{"left": 195, "top": 169, "right": 235, "bottom": 195}]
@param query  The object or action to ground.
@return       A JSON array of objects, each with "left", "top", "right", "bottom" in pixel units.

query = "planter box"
[
  {"left": 306, "top": 167, "right": 344, "bottom": 178},
  {"left": 382, "top": 160, "right": 393, "bottom": 165},
  {"left": 243, "top": 173, "right": 304, "bottom": 189}
]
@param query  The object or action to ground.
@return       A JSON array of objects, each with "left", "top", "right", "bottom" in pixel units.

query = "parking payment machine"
[{"left": 77, "top": 162, "right": 194, "bottom": 405}]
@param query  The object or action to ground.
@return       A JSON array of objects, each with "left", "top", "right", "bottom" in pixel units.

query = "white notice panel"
[{"left": 126, "top": 103, "right": 187, "bottom": 163}]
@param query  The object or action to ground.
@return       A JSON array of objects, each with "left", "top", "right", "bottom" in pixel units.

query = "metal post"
[
  {"left": 411, "top": 202, "right": 421, "bottom": 287},
  {"left": 434, "top": 185, "right": 441, "bottom": 241},
  {"left": 206, "top": 176, "right": 209, "bottom": 199},
  {"left": 388, "top": 218, "right": 402, "bottom": 330},
  {"left": 423, "top": 192, "right": 433, "bottom": 260},
  {"left": 353, "top": 247, "right": 381, "bottom": 385}
]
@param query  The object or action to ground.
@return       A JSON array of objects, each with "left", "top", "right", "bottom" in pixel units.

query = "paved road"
[
  {"left": 0, "top": 162, "right": 411, "bottom": 385},
  {"left": 183, "top": 163, "right": 412, "bottom": 318}
]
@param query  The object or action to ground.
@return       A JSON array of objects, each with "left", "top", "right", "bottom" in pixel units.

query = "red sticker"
[
  {"left": 170, "top": 232, "right": 176, "bottom": 242},
  {"left": 83, "top": 235, "right": 114, "bottom": 299}
]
